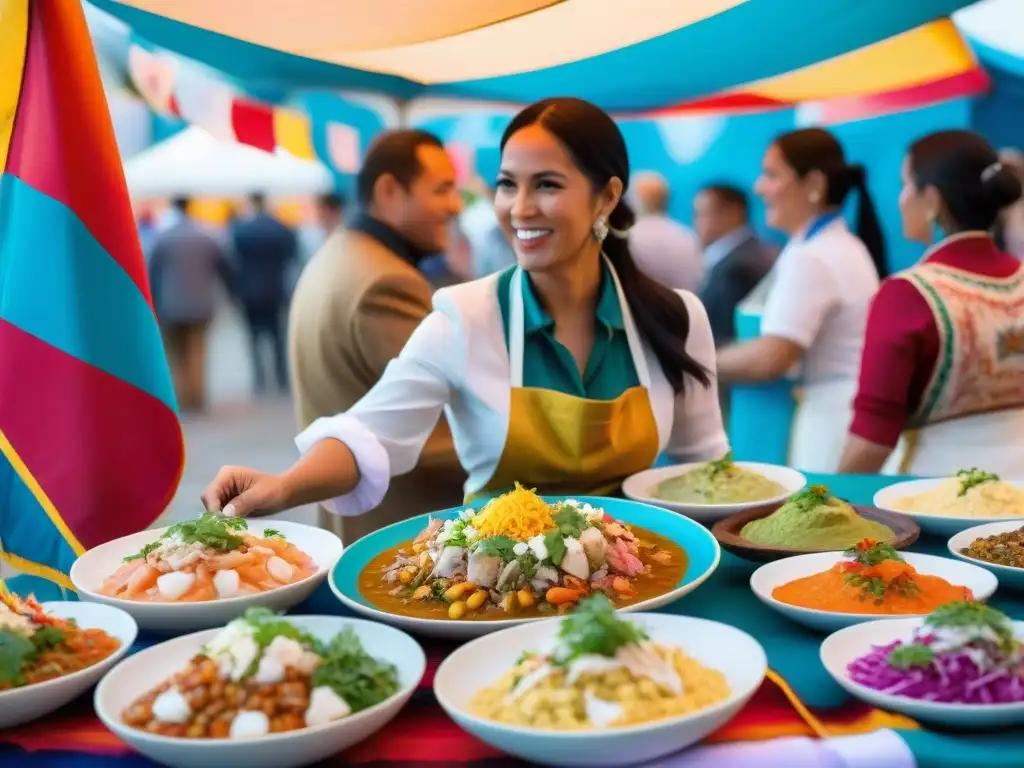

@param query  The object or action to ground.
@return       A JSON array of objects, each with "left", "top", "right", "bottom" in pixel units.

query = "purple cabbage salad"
[{"left": 847, "top": 601, "right": 1024, "bottom": 705}]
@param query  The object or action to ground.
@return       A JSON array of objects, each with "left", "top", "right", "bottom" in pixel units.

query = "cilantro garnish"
[
  {"left": 842, "top": 540, "right": 916, "bottom": 602},
  {"left": 788, "top": 484, "right": 831, "bottom": 511},
  {"left": 262, "top": 528, "right": 286, "bottom": 540},
  {"left": 551, "top": 504, "right": 590, "bottom": 540},
  {"left": 543, "top": 529, "right": 567, "bottom": 566},
  {"left": 124, "top": 513, "right": 249, "bottom": 562},
  {"left": 0, "top": 631, "right": 34, "bottom": 685},
  {"left": 887, "top": 643, "right": 935, "bottom": 670},
  {"left": 707, "top": 450, "right": 734, "bottom": 478},
  {"left": 552, "top": 593, "right": 648, "bottom": 666},
  {"left": 311, "top": 627, "right": 399, "bottom": 713},
  {"left": 955, "top": 468, "right": 1000, "bottom": 497},
  {"left": 845, "top": 539, "right": 904, "bottom": 568},
  {"left": 925, "top": 601, "right": 1017, "bottom": 654},
  {"left": 474, "top": 535, "right": 517, "bottom": 561}
]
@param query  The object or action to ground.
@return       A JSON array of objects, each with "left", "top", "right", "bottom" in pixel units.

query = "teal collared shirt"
[{"left": 496, "top": 266, "right": 640, "bottom": 399}]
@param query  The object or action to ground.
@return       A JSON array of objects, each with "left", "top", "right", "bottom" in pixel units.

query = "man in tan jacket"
[{"left": 288, "top": 130, "right": 466, "bottom": 544}]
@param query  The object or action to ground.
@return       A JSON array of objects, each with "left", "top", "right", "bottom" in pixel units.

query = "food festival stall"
[{"left": 2, "top": 1, "right": 1023, "bottom": 767}]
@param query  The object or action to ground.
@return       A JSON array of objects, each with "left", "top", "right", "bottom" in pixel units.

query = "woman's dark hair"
[
  {"left": 774, "top": 128, "right": 888, "bottom": 278},
  {"left": 499, "top": 97, "right": 709, "bottom": 394},
  {"left": 908, "top": 130, "right": 1023, "bottom": 237}
]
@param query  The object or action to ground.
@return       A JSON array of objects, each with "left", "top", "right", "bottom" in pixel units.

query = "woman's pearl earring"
[
  {"left": 592, "top": 217, "right": 609, "bottom": 242},
  {"left": 809, "top": 191, "right": 822, "bottom": 205}
]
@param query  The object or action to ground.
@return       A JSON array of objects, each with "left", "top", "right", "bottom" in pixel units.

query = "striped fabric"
[
  {"left": 91, "top": 0, "right": 981, "bottom": 111},
  {"left": 0, "top": 0, "right": 183, "bottom": 589}
]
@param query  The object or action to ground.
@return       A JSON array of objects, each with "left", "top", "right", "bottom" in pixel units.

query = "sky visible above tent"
[{"left": 89, "top": 0, "right": 979, "bottom": 111}]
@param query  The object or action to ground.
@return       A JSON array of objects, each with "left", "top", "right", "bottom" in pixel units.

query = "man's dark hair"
[
  {"left": 248, "top": 192, "right": 267, "bottom": 210},
  {"left": 356, "top": 129, "right": 444, "bottom": 208},
  {"left": 702, "top": 183, "right": 749, "bottom": 217},
  {"left": 170, "top": 196, "right": 191, "bottom": 213},
  {"left": 317, "top": 192, "right": 346, "bottom": 211}
]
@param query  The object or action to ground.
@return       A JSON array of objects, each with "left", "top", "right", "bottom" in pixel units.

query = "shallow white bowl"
[
  {"left": 821, "top": 617, "right": 1024, "bottom": 728},
  {"left": 95, "top": 616, "right": 424, "bottom": 768},
  {"left": 874, "top": 478, "right": 1024, "bottom": 538},
  {"left": 750, "top": 551, "right": 998, "bottom": 633},
  {"left": 71, "top": 520, "right": 343, "bottom": 632},
  {"left": 622, "top": 462, "right": 806, "bottom": 523},
  {"left": 948, "top": 520, "right": 1024, "bottom": 591},
  {"left": 434, "top": 613, "right": 766, "bottom": 767},
  {"left": 0, "top": 601, "right": 137, "bottom": 729}
]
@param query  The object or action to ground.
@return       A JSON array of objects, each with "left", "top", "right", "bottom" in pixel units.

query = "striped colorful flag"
[{"left": 0, "top": 0, "right": 184, "bottom": 590}]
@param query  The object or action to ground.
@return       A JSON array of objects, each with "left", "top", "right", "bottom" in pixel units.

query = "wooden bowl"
[{"left": 711, "top": 502, "right": 920, "bottom": 563}]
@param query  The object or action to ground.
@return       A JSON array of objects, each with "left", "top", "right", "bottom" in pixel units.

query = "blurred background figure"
[
  {"left": 148, "top": 196, "right": 235, "bottom": 412},
  {"left": 460, "top": 176, "right": 516, "bottom": 277},
  {"left": 997, "top": 148, "right": 1024, "bottom": 259},
  {"left": 299, "top": 192, "right": 347, "bottom": 266},
  {"left": 230, "top": 193, "right": 298, "bottom": 396},
  {"left": 695, "top": 184, "right": 777, "bottom": 347},
  {"left": 628, "top": 171, "right": 703, "bottom": 292},
  {"left": 288, "top": 129, "right": 465, "bottom": 544}
]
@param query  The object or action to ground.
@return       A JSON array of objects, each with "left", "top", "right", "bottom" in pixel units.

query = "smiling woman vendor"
[
  {"left": 716, "top": 128, "right": 886, "bottom": 473},
  {"left": 202, "top": 98, "right": 728, "bottom": 520}
]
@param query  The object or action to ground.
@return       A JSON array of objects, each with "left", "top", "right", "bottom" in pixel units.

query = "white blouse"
[
  {"left": 758, "top": 217, "right": 879, "bottom": 386},
  {"left": 296, "top": 272, "right": 729, "bottom": 516}
]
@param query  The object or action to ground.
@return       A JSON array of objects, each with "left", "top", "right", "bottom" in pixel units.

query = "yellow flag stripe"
[{"left": 0, "top": 0, "right": 30, "bottom": 172}]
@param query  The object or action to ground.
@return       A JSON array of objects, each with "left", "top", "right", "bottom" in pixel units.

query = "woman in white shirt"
[
  {"left": 202, "top": 97, "right": 728, "bottom": 520},
  {"left": 716, "top": 128, "right": 886, "bottom": 473}
]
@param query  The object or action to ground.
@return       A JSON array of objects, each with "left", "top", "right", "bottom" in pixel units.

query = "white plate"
[
  {"left": 95, "top": 616, "right": 424, "bottom": 768},
  {"left": 948, "top": 520, "right": 1024, "bottom": 590},
  {"left": 71, "top": 521, "right": 343, "bottom": 632},
  {"left": 821, "top": 617, "right": 1024, "bottom": 727},
  {"left": 0, "top": 601, "right": 137, "bottom": 729},
  {"left": 435, "top": 613, "right": 766, "bottom": 767},
  {"left": 874, "top": 478, "right": 1024, "bottom": 538},
  {"left": 750, "top": 551, "right": 998, "bottom": 633},
  {"left": 622, "top": 462, "right": 806, "bottom": 522}
]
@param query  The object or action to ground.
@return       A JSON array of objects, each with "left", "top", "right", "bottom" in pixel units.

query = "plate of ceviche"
[
  {"left": 821, "top": 602, "right": 1024, "bottom": 728},
  {"left": 434, "top": 593, "right": 766, "bottom": 767},
  {"left": 71, "top": 515, "right": 343, "bottom": 632},
  {"left": 95, "top": 608, "right": 425, "bottom": 768},
  {"left": 750, "top": 539, "right": 997, "bottom": 632},
  {"left": 622, "top": 451, "right": 806, "bottom": 522},
  {"left": 874, "top": 469, "right": 1024, "bottom": 537},
  {"left": 948, "top": 521, "right": 1024, "bottom": 590},
  {"left": 330, "top": 485, "right": 720, "bottom": 638},
  {"left": 0, "top": 592, "right": 136, "bottom": 728}
]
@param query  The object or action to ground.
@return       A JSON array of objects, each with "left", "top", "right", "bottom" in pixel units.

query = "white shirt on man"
[{"left": 628, "top": 213, "right": 704, "bottom": 292}]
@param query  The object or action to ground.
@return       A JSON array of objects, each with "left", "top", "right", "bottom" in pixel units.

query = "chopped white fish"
[
  {"left": 496, "top": 559, "right": 522, "bottom": 591},
  {"left": 512, "top": 542, "right": 529, "bottom": 557},
  {"left": 467, "top": 552, "right": 501, "bottom": 588},
  {"left": 305, "top": 685, "right": 352, "bottom": 727},
  {"left": 508, "top": 662, "right": 554, "bottom": 702},
  {"left": 253, "top": 655, "right": 285, "bottom": 684},
  {"left": 266, "top": 556, "right": 294, "bottom": 583},
  {"left": 527, "top": 534, "right": 549, "bottom": 562},
  {"left": 152, "top": 688, "right": 191, "bottom": 723},
  {"left": 584, "top": 692, "right": 624, "bottom": 727},
  {"left": 531, "top": 566, "right": 559, "bottom": 592},
  {"left": 213, "top": 569, "right": 241, "bottom": 599},
  {"left": 579, "top": 527, "right": 608, "bottom": 569},
  {"left": 229, "top": 710, "right": 270, "bottom": 739},
  {"left": 264, "top": 636, "right": 320, "bottom": 675},
  {"left": 204, "top": 621, "right": 260, "bottom": 681},
  {"left": 432, "top": 546, "right": 466, "bottom": 578},
  {"left": 156, "top": 571, "right": 196, "bottom": 600},
  {"left": 617, "top": 643, "right": 684, "bottom": 695},
  {"left": 560, "top": 537, "right": 590, "bottom": 580}
]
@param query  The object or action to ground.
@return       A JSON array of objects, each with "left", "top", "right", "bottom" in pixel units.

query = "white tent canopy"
[{"left": 123, "top": 126, "right": 334, "bottom": 198}]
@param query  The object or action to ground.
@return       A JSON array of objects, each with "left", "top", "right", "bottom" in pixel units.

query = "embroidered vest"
[{"left": 900, "top": 263, "right": 1024, "bottom": 428}]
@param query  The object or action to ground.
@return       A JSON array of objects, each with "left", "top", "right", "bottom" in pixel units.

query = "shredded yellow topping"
[{"left": 473, "top": 483, "right": 555, "bottom": 542}]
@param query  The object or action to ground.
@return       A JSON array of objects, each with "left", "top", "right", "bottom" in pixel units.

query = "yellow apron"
[{"left": 473, "top": 261, "right": 660, "bottom": 499}]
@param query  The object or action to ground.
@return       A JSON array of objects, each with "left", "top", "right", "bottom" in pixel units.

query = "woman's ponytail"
[
  {"left": 847, "top": 164, "right": 888, "bottom": 279},
  {"left": 604, "top": 201, "right": 710, "bottom": 394}
]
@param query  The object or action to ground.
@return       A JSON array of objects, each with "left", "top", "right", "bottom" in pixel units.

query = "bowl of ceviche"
[
  {"left": 71, "top": 515, "right": 343, "bottom": 632},
  {"left": 330, "top": 485, "right": 720, "bottom": 638},
  {"left": 95, "top": 608, "right": 425, "bottom": 768},
  {"left": 821, "top": 602, "right": 1024, "bottom": 728},
  {"left": 434, "top": 594, "right": 766, "bottom": 767},
  {"left": 750, "top": 540, "right": 998, "bottom": 633},
  {"left": 0, "top": 593, "right": 137, "bottom": 728}
]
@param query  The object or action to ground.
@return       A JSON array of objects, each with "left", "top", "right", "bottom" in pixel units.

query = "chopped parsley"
[
  {"left": 955, "top": 468, "right": 1000, "bottom": 497},
  {"left": 262, "top": 528, "right": 286, "bottom": 540},
  {"left": 543, "top": 529, "right": 567, "bottom": 566},
  {"left": 842, "top": 540, "right": 917, "bottom": 603},
  {"left": 474, "top": 535, "right": 517, "bottom": 561},
  {"left": 551, "top": 504, "right": 591, "bottom": 540},
  {"left": 0, "top": 624, "right": 67, "bottom": 687},
  {"left": 124, "top": 513, "right": 249, "bottom": 562},
  {"left": 552, "top": 593, "right": 648, "bottom": 666},
  {"left": 516, "top": 551, "right": 539, "bottom": 579},
  {"left": 787, "top": 484, "right": 831, "bottom": 511},
  {"left": 887, "top": 643, "right": 935, "bottom": 670},
  {"left": 845, "top": 539, "right": 904, "bottom": 568},
  {"left": 311, "top": 627, "right": 400, "bottom": 713},
  {"left": 706, "top": 450, "right": 734, "bottom": 478}
]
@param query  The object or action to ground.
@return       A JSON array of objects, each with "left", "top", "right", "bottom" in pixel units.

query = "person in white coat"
[
  {"left": 200, "top": 97, "right": 728, "bottom": 521},
  {"left": 716, "top": 128, "right": 886, "bottom": 473}
]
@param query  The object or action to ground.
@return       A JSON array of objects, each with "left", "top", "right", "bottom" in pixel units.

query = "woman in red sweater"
[{"left": 839, "top": 131, "right": 1024, "bottom": 476}]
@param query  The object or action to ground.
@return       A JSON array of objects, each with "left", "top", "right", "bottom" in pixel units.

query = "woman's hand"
[{"left": 201, "top": 465, "right": 290, "bottom": 518}]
